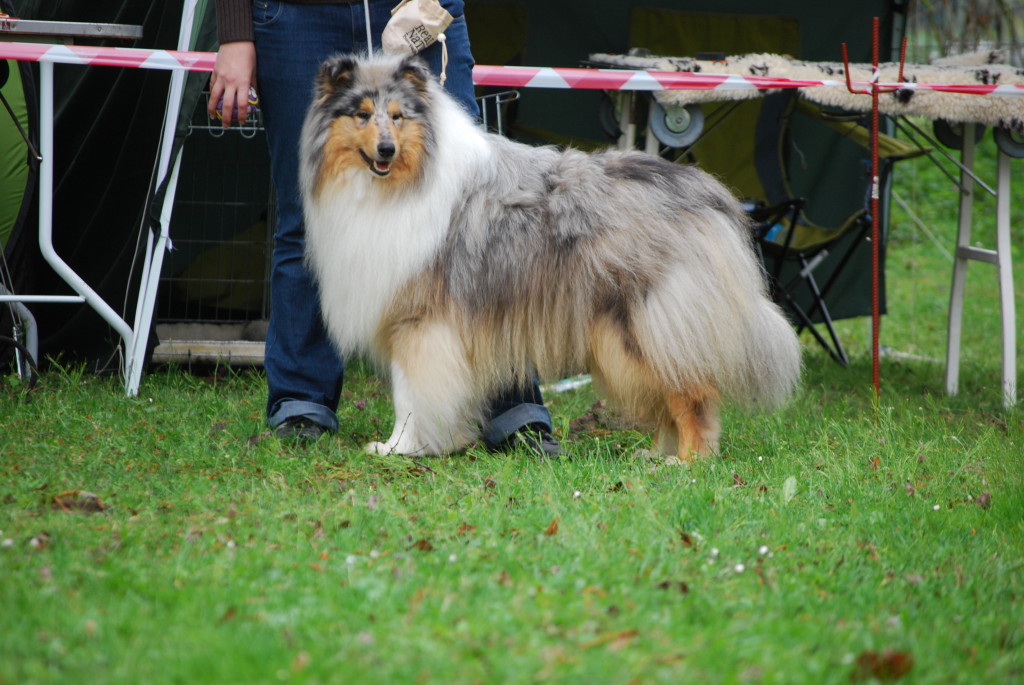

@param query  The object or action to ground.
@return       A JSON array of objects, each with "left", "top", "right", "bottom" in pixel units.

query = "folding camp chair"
[
  {"left": 744, "top": 91, "right": 926, "bottom": 365},
  {"left": 747, "top": 197, "right": 867, "bottom": 366}
]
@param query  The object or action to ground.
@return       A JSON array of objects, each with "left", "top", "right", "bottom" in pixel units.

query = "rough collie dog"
[{"left": 299, "top": 53, "right": 801, "bottom": 462}]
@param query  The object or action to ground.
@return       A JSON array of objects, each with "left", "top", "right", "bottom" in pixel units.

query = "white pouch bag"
[
  {"left": 382, "top": 0, "right": 454, "bottom": 82},
  {"left": 383, "top": 0, "right": 453, "bottom": 56}
]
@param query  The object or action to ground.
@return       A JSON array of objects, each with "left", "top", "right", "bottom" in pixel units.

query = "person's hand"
[{"left": 208, "top": 40, "right": 257, "bottom": 128}]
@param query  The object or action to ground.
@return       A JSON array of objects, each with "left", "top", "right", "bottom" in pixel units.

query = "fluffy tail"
[
  {"left": 736, "top": 299, "right": 802, "bottom": 408},
  {"left": 634, "top": 211, "right": 802, "bottom": 409}
]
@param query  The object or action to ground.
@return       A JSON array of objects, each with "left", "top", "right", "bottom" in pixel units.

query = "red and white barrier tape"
[
  {"left": 474, "top": 64, "right": 1024, "bottom": 96},
  {"left": 472, "top": 64, "right": 846, "bottom": 92},
  {"left": 0, "top": 41, "right": 215, "bottom": 71},
  {"left": 1, "top": 41, "right": 1022, "bottom": 97}
]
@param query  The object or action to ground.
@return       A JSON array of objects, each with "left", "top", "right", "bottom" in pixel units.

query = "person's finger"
[
  {"left": 234, "top": 88, "right": 249, "bottom": 126},
  {"left": 220, "top": 86, "right": 238, "bottom": 128},
  {"left": 207, "top": 74, "right": 223, "bottom": 120}
]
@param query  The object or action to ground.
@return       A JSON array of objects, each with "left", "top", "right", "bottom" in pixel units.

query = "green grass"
[{"left": 1, "top": 131, "right": 1022, "bottom": 684}]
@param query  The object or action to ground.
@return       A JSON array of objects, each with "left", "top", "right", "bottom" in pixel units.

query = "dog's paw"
[
  {"left": 364, "top": 441, "right": 395, "bottom": 456},
  {"left": 365, "top": 438, "right": 433, "bottom": 457}
]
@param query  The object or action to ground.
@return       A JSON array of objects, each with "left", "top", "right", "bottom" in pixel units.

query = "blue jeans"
[{"left": 253, "top": 0, "right": 551, "bottom": 442}]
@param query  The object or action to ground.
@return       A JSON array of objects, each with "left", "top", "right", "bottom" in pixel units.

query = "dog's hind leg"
[{"left": 665, "top": 388, "right": 721, "bottom": 464}]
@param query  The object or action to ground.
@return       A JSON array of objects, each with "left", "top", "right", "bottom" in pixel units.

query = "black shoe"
[
  {"left": 508, "top": 425, "right": 565, "bottom": 458},
  {"left": 273, "top": 416, "right": 327, "bottom": 442}
]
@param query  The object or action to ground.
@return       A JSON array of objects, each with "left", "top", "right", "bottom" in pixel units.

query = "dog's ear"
[
  {"left": 315, "top": 55, "right": 359, "bottom": 98},
  {"left": 396, "top": 55, "right": 433, "bottom": 93}
]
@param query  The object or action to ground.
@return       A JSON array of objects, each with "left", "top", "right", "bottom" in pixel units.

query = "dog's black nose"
[{"left": 377, "top": 142, "right": 396, "bottom": 160}]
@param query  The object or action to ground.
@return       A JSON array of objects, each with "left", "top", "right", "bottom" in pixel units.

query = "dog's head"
[{"left": 304, "top": 53, "right": 435, "bottom": 192}]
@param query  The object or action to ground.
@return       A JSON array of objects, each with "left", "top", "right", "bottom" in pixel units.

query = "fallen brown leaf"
[
  {"left": 29, "top": 531, "right": 51, "bottom": 550},
  {"left": 246, "top": 432, "right": 271, "bottom": 447},
  {"left": 291, "top": 651, "right": 310, "bottom": 672},
  {"left": 544, "top": 519, "right": 559, "bottom": 536},
  {"left": 857, "top": 540, "right": 881, "bottom": 562},
  {"left": 851, "top": 650, "right": 914, "bottom": 681},
  {"left": 754, "top": 562, "right": 775, "bottom": 589},
  {"left": 581, "top": 629, "right": 639, "bottom": 651},
  {"left": 307, "top": 520, "right": 325, "bottom": 539},
  {"left": 656, "top": 580, "right": 689, "bottom": 594},
  {"left": 209, "top": 421, "right": 231, "bottom": 438},
  {"left": 410, "top": 538, "right": 434, "bottom": 552},
  {"left": 52, "top": 490, "right": 107, "bottom": 514},
  {"left": 408, "top": 587, "right": 427, "bottom": 615},
  {"left": 568, "top": 400, "right": 631, "bottom": 436}
]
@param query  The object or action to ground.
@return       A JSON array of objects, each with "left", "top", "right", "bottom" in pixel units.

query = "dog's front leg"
[
  {"left": 365, "top": 321, "right": 477, "bottom": 456},
  {"left": 365, "top": 363, "right": 432, "bottom": 456}
]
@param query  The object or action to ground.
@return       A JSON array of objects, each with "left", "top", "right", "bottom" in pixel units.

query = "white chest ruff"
[{"left": 304, "top": 178, "right": 451, "bottom": 357}]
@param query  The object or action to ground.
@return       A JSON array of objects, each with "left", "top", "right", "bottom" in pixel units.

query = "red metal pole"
[{"left": 844, "top": 21, "right": 907, "bottom": 400}]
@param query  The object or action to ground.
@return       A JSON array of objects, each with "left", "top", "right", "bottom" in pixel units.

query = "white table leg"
[
  {"left": 994, "top": 150, "right": 1016, "bottom": 407},
  {"left": 944, "top": 124, "right": 975, "bottom": 398}
]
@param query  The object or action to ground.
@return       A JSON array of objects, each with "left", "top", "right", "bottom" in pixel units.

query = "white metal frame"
[{"left": 123, "top": 0, "right": 200, "bottom": 395}]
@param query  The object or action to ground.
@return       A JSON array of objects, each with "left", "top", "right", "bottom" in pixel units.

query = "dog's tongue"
[{"left": 375, "top": 161, "right": 391, "bottom": 173}]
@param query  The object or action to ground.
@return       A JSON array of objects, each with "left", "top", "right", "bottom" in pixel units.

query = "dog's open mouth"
[{"left": 360, "top": 150, "right": 392, "bottom": 177}]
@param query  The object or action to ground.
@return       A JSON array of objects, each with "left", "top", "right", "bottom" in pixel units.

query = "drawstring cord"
[{"left": 438, "top": 31, "right": 448, "bottom": 85}]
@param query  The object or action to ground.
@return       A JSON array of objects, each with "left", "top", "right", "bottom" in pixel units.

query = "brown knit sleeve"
[{"left": 215, "top": 0, "right": 254, "bottom": 44}]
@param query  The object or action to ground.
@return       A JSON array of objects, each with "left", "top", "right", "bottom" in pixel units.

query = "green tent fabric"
[{"left": 0, "top": 60, "right": 31, "bottom": 249}]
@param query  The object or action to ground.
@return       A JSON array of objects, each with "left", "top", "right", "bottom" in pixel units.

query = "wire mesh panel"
[
  {"left": 157, "top": 95, "right": 274, "bottom": 327},
  {"left": 478, "top": 90, "right": 519, "bottom": 135}
]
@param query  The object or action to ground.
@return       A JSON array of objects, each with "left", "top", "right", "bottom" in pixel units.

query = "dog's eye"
[
  {"left": 391, "top": 112, "right": 403, "bottom": 122},
  {"left": 355, "top": 111, "right": 371, "bottom": 121}
]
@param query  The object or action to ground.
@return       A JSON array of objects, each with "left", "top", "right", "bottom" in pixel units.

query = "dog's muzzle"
[{"left": 361, "top": 144, "right": 395, "bottom": 177}]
